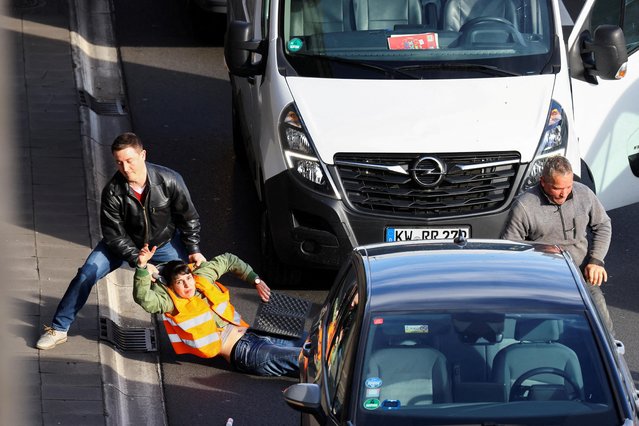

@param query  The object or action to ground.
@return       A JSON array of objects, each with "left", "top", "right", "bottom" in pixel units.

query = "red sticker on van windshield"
[{"left": 373, "top": 317, "right": 384, "bottom": 325}]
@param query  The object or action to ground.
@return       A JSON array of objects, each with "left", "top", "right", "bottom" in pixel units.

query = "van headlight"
[
  {"left": 279, "top": 105, "right": 339, "bottom": 197},
  {"left": 520, "top": 100, "right": 568, "bottom": 191}
]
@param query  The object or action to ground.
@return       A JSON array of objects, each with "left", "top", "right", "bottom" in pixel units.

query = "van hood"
[{"left": 286, "top": 75, "right": 556, "bottom": 165}]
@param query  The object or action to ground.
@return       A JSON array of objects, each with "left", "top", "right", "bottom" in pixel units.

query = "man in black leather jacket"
[{"left": 37, "top": 132, "right": 206, "bottom": 350}]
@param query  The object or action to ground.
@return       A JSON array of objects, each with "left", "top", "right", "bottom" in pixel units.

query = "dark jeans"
[
  {"left": 232, "top": 330, "right": 304, "bottom": 377},
  {"left": 51, "top": 233, "right": 188, "bottom": 332}
]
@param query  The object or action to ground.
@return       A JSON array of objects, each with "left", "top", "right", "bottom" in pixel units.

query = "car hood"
[{"left": 286, "top": 75, "right": 555, "bottom": 164}]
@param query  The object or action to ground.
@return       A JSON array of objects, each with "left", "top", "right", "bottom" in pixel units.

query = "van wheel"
[
  {"left": 260, "top": 211, "right": 303, "bottom": 288},
  {"left": 232, "top": 99, "right": 247, "bottom": 164}
]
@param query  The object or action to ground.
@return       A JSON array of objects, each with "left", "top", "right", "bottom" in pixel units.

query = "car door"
[
  {"left": 325, "top": 287, "right": 359, "bottom": 425},
  {"left": 568, "top": 0, "right": 639, "bottom": 210},
  {"left": 228, "top": 0, "right": 266, "bottom": 184}
]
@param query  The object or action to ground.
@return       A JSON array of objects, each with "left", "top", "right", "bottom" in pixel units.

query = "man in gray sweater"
[{"left": 501, "top": 155, "right": 614, "bottom": 333}]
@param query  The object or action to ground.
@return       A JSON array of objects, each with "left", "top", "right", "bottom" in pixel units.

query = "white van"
[{"left": 225, "top": 0, "right": 638, "bottom": 284}]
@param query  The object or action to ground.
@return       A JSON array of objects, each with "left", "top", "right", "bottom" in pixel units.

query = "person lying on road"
[{"left": 133, "top": 244, "right": 302, "bottom": 377}]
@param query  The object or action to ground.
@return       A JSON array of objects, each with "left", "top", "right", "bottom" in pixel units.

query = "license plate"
[{"left": 385, "top": 226, "right": 471, "bottom": 242}]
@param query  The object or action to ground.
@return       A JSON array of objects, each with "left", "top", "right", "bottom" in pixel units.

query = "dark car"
[{"left": 284, "top": 239, "right": 639, "bottom": 425}]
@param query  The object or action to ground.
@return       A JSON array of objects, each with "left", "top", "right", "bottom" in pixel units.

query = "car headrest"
[
  {"left": 515, "top": 319, "right": 560, "bottom": 342},
  {"left": 452, "top": 313, "right": 505, "bottom": 344}
]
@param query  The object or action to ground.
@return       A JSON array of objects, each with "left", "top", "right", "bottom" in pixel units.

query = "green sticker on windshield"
[
  {"left": 288, "top": 38, "right": 303, "bottom": 52},
  {"left": 363, "top": 398, "right": 380, "bottom": 410}
]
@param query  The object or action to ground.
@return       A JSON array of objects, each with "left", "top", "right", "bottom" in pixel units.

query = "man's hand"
[
  {"left": 189, "top": 252, "right": 207, "bottom": 267},
  {"left": 584, "top": 263, "right": 607, "bottom": 286},
  {"left": 137, "top": 244, "right": 157, "bottom": 268},
  {"left": 147, "top": 264, "right": 159, "bottom": 281},
  {"left": 255, "top": 278, "right": 271, "bottom": 303}
]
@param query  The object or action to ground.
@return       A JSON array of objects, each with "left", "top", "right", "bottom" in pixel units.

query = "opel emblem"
[{"left": 411, "top": 156, "right": 446, "bottom": 187}]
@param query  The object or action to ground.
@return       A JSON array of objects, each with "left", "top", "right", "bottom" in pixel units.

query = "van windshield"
[{"left": 281, "top": 0, "right": 556, "bottom": 78}]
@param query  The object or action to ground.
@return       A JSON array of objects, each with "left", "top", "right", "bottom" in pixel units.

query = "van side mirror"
[
  {"left": 580, "top": 25, "right": 628, "bottom": 84},
  {"left": 224, "top": 20, "right": 265, "bottom": 77}
]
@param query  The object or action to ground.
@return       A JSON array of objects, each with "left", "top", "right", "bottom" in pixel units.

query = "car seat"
[
  {"left": 366, "top": 346, "right": 452, "bottom": 406},
  {"left": 443, "top": 0, "right": 518, "bottom": 31},
  {"left": 354, "top": 0, "right": 424, "bottom": 30},
  {"left": 289, "top": 0, "right": 355, "bottom": 36},
  {"left": 492, "top": 319, "right": 583, "bottom": 401}
]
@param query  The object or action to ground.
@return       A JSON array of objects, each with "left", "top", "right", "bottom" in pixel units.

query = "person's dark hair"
[
  {"left": 160, "top": 260, "right": 191, "bottom": 285},
  {"left": 542, "top": 156, "right": 573, "bottom": 181},
  {"left": 111, "top": 132, "right": 144, "bottom": 153}
]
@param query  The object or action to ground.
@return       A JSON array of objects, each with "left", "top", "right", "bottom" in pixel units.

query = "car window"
[
  {"left": 325, "top": 266, "right": 357, "bottom": 352},
  {"left": 261, "top": 0, "right": 270, "bottom": 39},
  {"left": 623, "top": 0, "right": 639, "bottom": 52},
  {"left": 590, "top": 0, "right": 638, "bottom": 52},
  {"left": 355, "top": 311, "right": 620, "bottom": 426},
  {"left": 326, "top": 287, "right": 359, "bottom": 417},
  {"left": 591, "top": 0, "right": 623, "bottom": 27}
]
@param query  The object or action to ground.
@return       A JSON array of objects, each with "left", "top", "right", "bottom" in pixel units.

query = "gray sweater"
[{"left": 501, "top": 182, "right": 611, "bottom": 269}]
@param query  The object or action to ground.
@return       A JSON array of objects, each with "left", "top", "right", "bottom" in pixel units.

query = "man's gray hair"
[{"left": 542, "top": 156, "right": 573, "bottom": 180}]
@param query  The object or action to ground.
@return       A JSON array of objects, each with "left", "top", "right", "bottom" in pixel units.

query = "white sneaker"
[{"left": 36, "top": 326, "right": 67, "bottom": 350}]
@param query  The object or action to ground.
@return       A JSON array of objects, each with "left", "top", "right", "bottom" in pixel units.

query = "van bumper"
[{"left": 264, "top": 171, "right": 513, "bottom": 269}]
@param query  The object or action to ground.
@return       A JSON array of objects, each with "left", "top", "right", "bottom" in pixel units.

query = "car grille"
[{"left": 334, "top": 152, "right": 521, "bottom": 218}]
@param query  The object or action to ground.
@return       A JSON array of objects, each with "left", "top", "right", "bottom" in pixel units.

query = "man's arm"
[
  {"left": 194, "top": 253, "right": 259, "bottom": 286},
  {"left": 101, "top": 184, "right": 139, "bottom": 266},
  {"left": 133, "top": 267, "right": 175, "bottom": 314},
  {"left": 583, "top": 189, "right": 611, "bottom": 286},
  {"left": 587, "top": 192, "right": 612, "bottom": 265},
  {"left": 500, "top": 200, "right": 530, "bottom": 241}
]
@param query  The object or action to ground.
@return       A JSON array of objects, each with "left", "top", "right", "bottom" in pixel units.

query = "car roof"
[{"left": 356, "top": 239, "right": 586, "bottom": 313}]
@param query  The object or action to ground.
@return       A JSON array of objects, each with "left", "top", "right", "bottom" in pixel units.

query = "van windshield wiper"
[
  {"left": 293, "top": 53, "right": 419, "bottom": 79},
  {"left": 397, "top": 62, "right": 522, "bottom": 77}
]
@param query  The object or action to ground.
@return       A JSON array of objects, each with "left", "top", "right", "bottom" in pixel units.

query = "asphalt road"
[{"left": 111, "top": 1, "right": 639, "bottom": 425}]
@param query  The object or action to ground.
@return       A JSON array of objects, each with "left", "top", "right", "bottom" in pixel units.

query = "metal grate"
[
  {"left": 253, "top": 292, "right": 311, "bottom": 338},
  {"left": 99, "top": 317, "right": 158, "bottom": 352},
  {"left": 334, "top": 152, "right": 521, "bottom": 218},
  {"left": 78, "top": 90, "right": 127, "bottom": 116}
]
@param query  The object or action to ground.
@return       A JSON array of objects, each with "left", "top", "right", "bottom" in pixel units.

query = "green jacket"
[{"left": 133, "top": 252, "right": 259, "bottom": 314}]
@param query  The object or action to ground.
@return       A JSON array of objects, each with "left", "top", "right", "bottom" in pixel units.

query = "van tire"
[{"left": 260, "top": 211, "right": 303, "bottom": 288}]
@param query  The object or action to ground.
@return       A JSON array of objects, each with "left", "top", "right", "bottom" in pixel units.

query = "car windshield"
[
  {"left": 280, "top": 0, "right": 556, "bottom": 78},
  {"left": 356, "top": 312, "right": 619, "bottom": 425}
]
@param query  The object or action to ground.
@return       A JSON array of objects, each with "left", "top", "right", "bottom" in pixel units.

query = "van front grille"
[{"left": 334, "top": 152, "right": 521, "bottom": 218}]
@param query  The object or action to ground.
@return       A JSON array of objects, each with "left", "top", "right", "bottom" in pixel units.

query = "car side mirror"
[
  {"left": 579, "top": 25, "right": 628, "bottom": 84},
  {"left": 283, "top": 383, "right": 326, "bottom": 422},
  {"left": 224, "top": 20, "right": 265, "bottom": 77}
]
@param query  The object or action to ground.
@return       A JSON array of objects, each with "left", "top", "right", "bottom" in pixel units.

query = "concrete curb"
[{"left": 67, "top": 1, "right": 167, "bottom": 425}]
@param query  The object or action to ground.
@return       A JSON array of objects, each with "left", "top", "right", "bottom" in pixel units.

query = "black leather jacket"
[{"left": 100, "top": 162, "right": 201, "bottom": 266}]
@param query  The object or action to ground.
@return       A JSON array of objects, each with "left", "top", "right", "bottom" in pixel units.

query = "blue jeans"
[
  {"left": 232, "top": 330, "right": 303, "bottom": 377},
  {"left": 51, "top": 233, "right": 188, "bottom": 332}
]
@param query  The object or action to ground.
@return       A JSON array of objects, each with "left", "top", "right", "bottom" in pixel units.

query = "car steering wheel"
[
  {"left": 459, "top": 17, "right": 526, "bottom": 47},
  {"left": 509, "top": 367, "right": 584, "bottom": 401},
  {"left": 406, "top": 394, "right": 433, "bottom": 406},
  {"left": 460, "top": 16, "right": 514, "bottom": 31}
]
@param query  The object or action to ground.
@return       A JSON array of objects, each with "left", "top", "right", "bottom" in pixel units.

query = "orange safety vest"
[{"left": 162, "top": 275, "right": 249, "bottom": 358}]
